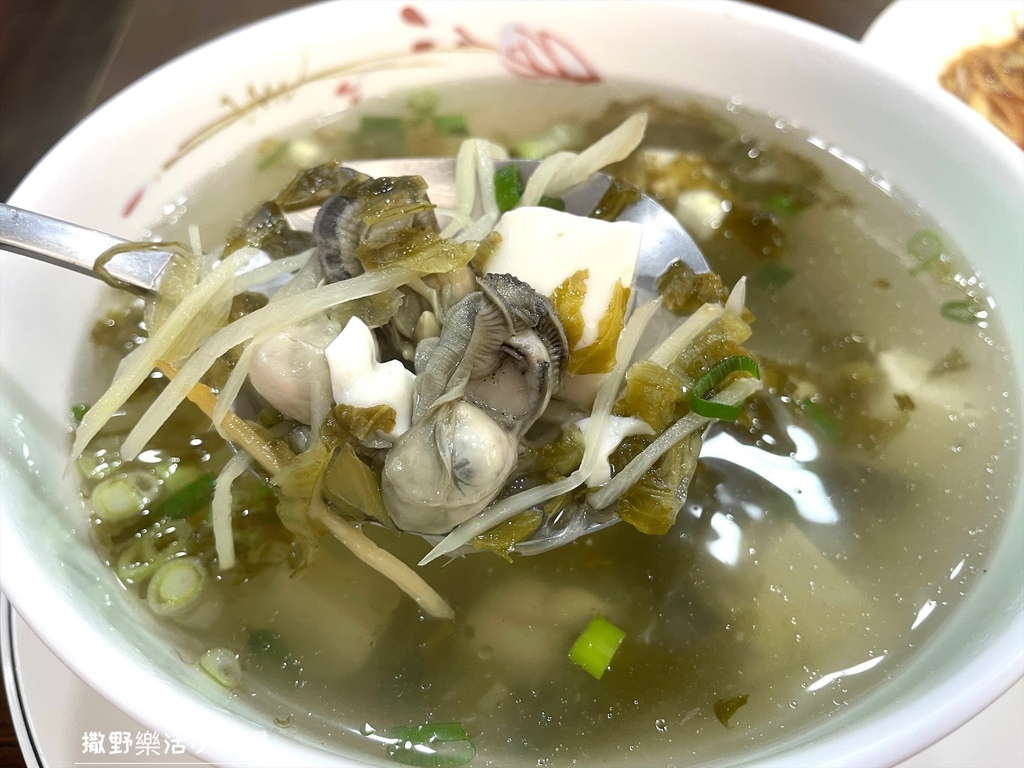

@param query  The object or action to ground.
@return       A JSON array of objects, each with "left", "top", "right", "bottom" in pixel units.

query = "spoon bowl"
[
  {"left": 0, "top": 158, "right": 708, "bottom": 295},
  {"left": 0, "top": 157, "right": 709, "bottom": 554}
]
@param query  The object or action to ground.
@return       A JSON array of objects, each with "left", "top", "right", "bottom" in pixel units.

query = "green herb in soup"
[{"left": 72, "top": 82, "right": 1020, "bottom": 766}]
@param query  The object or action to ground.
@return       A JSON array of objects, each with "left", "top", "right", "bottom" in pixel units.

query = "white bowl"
[{"left": 1, "top": 2, "right": 1021, "bottom": 766}]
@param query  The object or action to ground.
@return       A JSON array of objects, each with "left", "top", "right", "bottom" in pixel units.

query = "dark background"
[{"left": 0, "top": 0, "right": 890, "bottom": 765}]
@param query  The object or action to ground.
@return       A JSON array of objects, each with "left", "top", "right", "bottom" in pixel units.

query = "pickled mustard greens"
[{"left": 71, "top": 84, "right": 1020, "bottom": 766}]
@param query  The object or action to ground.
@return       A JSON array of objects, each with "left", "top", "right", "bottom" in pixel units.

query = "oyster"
[{"left": 383, "top": 274, "right": 568, "bottom": 534}]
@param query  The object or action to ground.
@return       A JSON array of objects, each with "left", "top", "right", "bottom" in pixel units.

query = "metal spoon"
[
  {"left": 0, "top": 158, "right": 708, "bottom": 294},
  {"left": 0, "top": 157, "right": 710, "bottom": 555}
]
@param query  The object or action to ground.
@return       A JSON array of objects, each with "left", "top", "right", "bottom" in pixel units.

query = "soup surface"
[{"left": 74, "top": 79, "right": 1021, "bottom": 766}]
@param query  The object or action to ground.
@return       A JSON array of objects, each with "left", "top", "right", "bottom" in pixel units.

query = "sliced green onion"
[
  {"left": 940, "top": 299, "right": 984, "bottom": 325},
  {"left": 539, "top": 194, "right": 566, "bottom": 211},
  {"left": 147, "top": 556, "right": 206, "bottom": 616},
  {"left": 799, "top": 397, "right": 840, "bottom": 441},
  {"left": 753, "top": 262, "right": 793, "bottom": 291},
  {"left": 71, "top": 403, "right": 91, "bottom": 424},
  {"left": 433, "top": 114, "right": 469, "bottom": 137},
  {"left": 386, "top": 722, "right": 476, "bottom": 768},
  {"left": 494, "top": 164, "right": 525, "bottom": 213},
  {"left": 153, "top": 472, "right": 216, "bottom": 520},
  {"left": 257, "top": 140, "right": 290, "bottom": 172},
  {"left": 907, "top": 229, "right": 944, "bottom": 274},
  {"left": 200, "top": 647, "right": 242, "bottom": 689},
  {"left": 689, "top": 356, "right": 761, "bottom": 421},
  {"left": 569, "top": 615, "right": 626, "bottom": 680},
  {"left": 513, "top": 123, "right": 584, "bottom": 159},
  {"left": 767, "top": 194, "right": 798, "bottom": 218},
  {"left": 407, "top": 89, "right": 438, "bottom": 117},
  {"left": 91, "top": 470, "right": 159, "bottom": 523},
  {"left": 359, "top": 116, "right": 408, "bottom": 156},
  {"left": 713, "top": 694, "right": 749, "bottom": 726}
]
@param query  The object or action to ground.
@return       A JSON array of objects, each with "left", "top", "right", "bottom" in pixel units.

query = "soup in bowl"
[{"left": 1, "top": 2, "right": 1021, "bottom": 766}]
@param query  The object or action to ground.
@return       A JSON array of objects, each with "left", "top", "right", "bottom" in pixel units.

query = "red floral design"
[
  {"left": 122, "top": 187, "right": 145, "bottom": 218},
  {"left": 335, "top": 79, "right": 362, "bottom": 105},
  {"left": 498, "top": 24, "right": 600, "bottom": 84},
  {"left": 399, "top": 6, "right": 599, "bottom": 83},
  {"left": 400, "top": 6, "right": 428, "bottom": 26}
]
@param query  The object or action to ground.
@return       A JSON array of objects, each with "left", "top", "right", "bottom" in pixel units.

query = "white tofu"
[
  {"left": 485, "top": 207, "right": 643, "bottom": 349},
  {"left": 325, "top": 317, "right": 416, "bottom": 437}
]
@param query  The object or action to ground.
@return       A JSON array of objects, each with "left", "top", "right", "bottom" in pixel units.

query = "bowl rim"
[{"left": 2, "top": 1, "right": 1022, "bottom": 766}]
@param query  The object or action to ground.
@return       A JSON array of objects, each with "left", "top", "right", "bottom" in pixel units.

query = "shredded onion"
[
  {"left": 70, "top": 246, "right": 261, "bottom": 465},
  {"left": 310, "top": 488, "right": 454, "bottom": 620},
  {"left": 212, "top": 452, "right": 250, "bottom": 571},
  {"left": 119, "top": 266, "right": 417, "bottom": 461},
  {"left": 588, "top": 377, "right": 763, "bottom": 510}
]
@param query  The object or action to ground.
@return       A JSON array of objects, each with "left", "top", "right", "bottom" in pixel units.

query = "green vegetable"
[
  {"left": 322, "top": 442, "right": 391, "bottom": 526},
  {"left": 146, "top": 556, "right": 206, "bottom": 616},
  {"left": 257, "top": 139, "right": 290, "bottom": 171},
  {"left": 385, "top": 722, "right": 476, "bottom": 767},
  {"left": 494, "top": 164, "right": 526, "bottom": 213},
  {"left": 713, "top": 694, "right": 749, "bottom": 726},
  {"left": 71, "top": 404, "right": 91, "bottom": 424},
  {"left": 799, "top": 397, "right": 840, "bottom": 441},
  {"left": 907, "top": 229, "right": 944, "bottom": 274},
  {"left": 358, "top": 116, "right": 408, "bottom": 157},
  {"left": 91, "top": 470, "right": 160, "bottom": 523},
  {"left": 551, "top": 270, "right": 631, "bottom": 376},
  {"left": 513, "top": 122, "right": 585, "bottom": 159},
  {"left": 200, "top": 647, "right": 242, "bottom": 688},
  {"left": 333, "top": 403, "right": 398, "bottom": 442},
  {"left": 407, "top": 89, "right": 439, "bottom": 117},
  {"left": 614, "top": 437, "right": 696, "bottom": 536},
  {"left": 614, "top": 361, "right": 684, "bottom": 432},
  {"left": 470, "top": 511, "right": 542, "bottom": 561},
  {"left": 590, "top": 178, "right": 642, "bottom": 222},
  {"left": 940, "top": 299, "right": 984, "bottom": 325},
  {"left": 753, "top": 262, "right": 794, "bottom": 291},
  {"left": 539, "top": 194, "right": 566, "bottom": 211},
  {"left": 153, "top": 472, "right": 216, "bottom": 520},
  {"left": 689, "top": 356, "right": 761, "bottom": 420},
  {"left": 569, "top": 615, "right": 626, "bottom": 680},
  {"left": 493, "top": 164, "right": 565, "bottom": 213},
  {"left": 432, "top": 114, "right": 469, "bottom": 137}
]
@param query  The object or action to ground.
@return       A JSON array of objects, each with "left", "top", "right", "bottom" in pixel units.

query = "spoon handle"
[{"left": 0, "top": 203, "right": 172, "bottom": 292}]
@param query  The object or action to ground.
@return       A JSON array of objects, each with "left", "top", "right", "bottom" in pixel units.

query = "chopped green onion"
[
  {"left": 494, "top": 164, "right": 525, "bottom": 213},
  {"left": 147, "top": 556, "right": 206, "bottom": 616},
  {"left": 539, "top": 195, "right": 566, "bottom": 211},
  {"left": 513, "top": 123, "right": 585, "bottom": 159},
  {"left": 799, "top": 397, "right": 840, "bottom": 441},
  {"left": 386, "top": 722, "right": 476, "bottom": 767},
  {"left": 91, "top": 470, "right": 160, "bottom": 523},
  {"left": 940, "top": 299, "right": 984, "bottom": 325},
  {"left": 359, "top": 116, "right": 408, "bottom": 157},
  {"left": 689, "top": 356, "right": 761, "bottom": 421},
  {"left": 753, "top": 262, "right": 793, "bottom": 291},
  {"left": 907, "top": 229, "right": 944, "bottom": 274},
  {"left": 247, "top": 629, "right": 289, "bottom": 664},
  {"left": 432, "top": 114, "right": 469, "bottom": 137},
  {"left": 767, "top": 194, "right": 798, "bottom": 218},
  {"left": 407, "top": 89, "right": 438, "bottom": 117},
  {"left": 200, "top": 647, "right": 242, "bottom": 688},
  {"left": 71, "top": 403, "right": 91, "bottom": 424},
  {"left": 257, "top": 140, "right": 291, "bottom": 172},
  {"left": 713, "top": 694, "right": 749, "bottom": 726},
  {"left": 153, "top": 471, "right": 216, "bottom": 520},
  {"left": 569, "top": 615, "right": 626, "bottom": 680}
]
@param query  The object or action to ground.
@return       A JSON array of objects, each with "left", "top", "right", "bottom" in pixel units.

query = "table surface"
[{"left": 0, "top": 0, "right": 899, "bottom": 765}]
